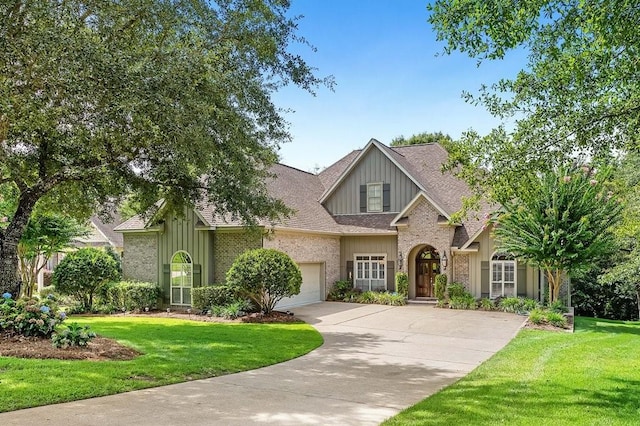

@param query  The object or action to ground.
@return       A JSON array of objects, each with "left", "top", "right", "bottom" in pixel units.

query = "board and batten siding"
[
  {"left": 324, "top": 147, "right": 419, "bottom": 215},
  {"left": 466, "top": 227, "right": 539, "bottom": 299},
  {"left": 157, "top": 209, "right": 213, "bottom": 302},
  {"left": 340, "top": 236, "right": 398, "bottom": 291}
]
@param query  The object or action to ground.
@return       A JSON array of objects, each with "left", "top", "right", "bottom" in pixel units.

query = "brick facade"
[
  {"left": 212, "top": 231, "right": 262, "bottom": 284},
  {"left": 263, "top": 231, "right": 341, "bottom": 298},
  {"left": 122, "top": 233, "right": 158, "bottom": 283},
  {"left": 397, "top": 197, "right": 456, "bottom": 298},
  {"left": 453, "top": 253, "right": 470, "bottom": 286}
]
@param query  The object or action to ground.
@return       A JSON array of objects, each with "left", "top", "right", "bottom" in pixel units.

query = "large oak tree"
[{"left": 0, "top": 0, "right": 330, "bottom": 295}]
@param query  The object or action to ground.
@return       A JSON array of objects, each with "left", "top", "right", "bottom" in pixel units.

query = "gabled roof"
[{"left": 77, "top": 212, "right": 124, "bottom": 247}]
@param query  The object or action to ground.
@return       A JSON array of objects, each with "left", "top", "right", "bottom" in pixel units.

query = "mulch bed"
[{"left": 0, "top": 311, "right": 302, "bottom": 361}]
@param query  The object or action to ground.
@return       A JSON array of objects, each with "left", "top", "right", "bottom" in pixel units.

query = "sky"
[{"left": 272, "top": 0, "right": 526, "bottom": 172}]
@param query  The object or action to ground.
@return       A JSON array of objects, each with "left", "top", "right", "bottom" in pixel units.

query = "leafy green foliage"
[
  {"left": 395, "top": 273, "right": 409, "bottom": 297},
  {"left": 479, "top": 298, "right": 494, "bottom": 311},
  {"left": 0, "top": 294, "right": 65, "bottom": 338},
  {"left": 51, "top": 322, "right": 96, "bottom": 348},
  {"left": 499, "top": 297, "right": 539, "bottom": 314},
  {"left": 390, "top": 131, "right": 454, "bottom": 149},
  {"left": 449, "top": 293, "right": 477, "bottom": 310},
  {"left": 192, "top": 284, "right": 239, "bottom": 311},
  {"left": 105, "top": 281, "right": 161, "bottom": 312},
  {"left": 494, "top": 164, "right": 621, "bottom": 302},
  {"left": 52, "top": 248, "right": 121, "bottom": 311},
  {"left": 434, "top": 274, "right": 448, "bottom": 301},
  {"left": 446, "top": 282, "right": 467, "bottom": 299},
  {"left": 428, "top": 0, "right": 640, "bottom": 197},
  {"left": 226, "top": 249, "right": 302, "bottom": 314},
  {"left": 354, "top": 291, "right": 406, "bottom": 306},
  {"left": 0, "top": 0, "right": 331, "bottom": 294},
  {"left": 327, "top": 280, "right": 354, "bottom": 301},
  {"left": 17, "top": 213, "right": 88, "bottom": 297}
]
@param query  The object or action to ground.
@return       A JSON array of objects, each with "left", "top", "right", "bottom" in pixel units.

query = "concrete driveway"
[{"left": 0, "top": 302, "right": 526, "bottom": 425}]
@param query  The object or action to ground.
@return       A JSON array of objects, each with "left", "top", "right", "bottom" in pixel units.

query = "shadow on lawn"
[{"left": 576, "top": 316, "right": 640, "bottom": 336}]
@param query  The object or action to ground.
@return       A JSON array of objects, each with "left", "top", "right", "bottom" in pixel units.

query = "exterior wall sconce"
[
  {"left": 441, "top": 252, "right": 448, "bottom": 270},
  {"left": 398, "top": 251, "right": 403, "bottom": 269}
]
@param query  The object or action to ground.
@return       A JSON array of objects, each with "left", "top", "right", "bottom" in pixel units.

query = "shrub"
[
  {"left": 479, "top": 298, "right": 494, "bottom": 310},
  {"left": 355, "top": 291, "right": 406, "bottom": 306},
  {"left": 38, "top": 285, "right": 57, "bottom": 300},
  {"left": 528, "top": 308, "right": 546, "bottom": 325},
  {"left": 52, "top": 323, "right": 97, "bottom": 348},
  {"left": 449, "top": 294, "right": 477, "bottom": 310},
  {"left": 192, "top": 284, "right": 238, "bottom": 311},
  {"left": 436, "top": 299, "right": 447, "bottom": 308},
  {"left": 106, "top": 281, "right": 161, "bottom": 312},
  {"left": 395, "top": 272, "right": 409, "bottom": 298},
  {"left": 327, "top": 280, "right": 353, "bottom": 301},
  {"left": 53, "top": 248, "right": 120, "bottom": 311},
  {"left": 499, "top": 297, "right": 523, "bottom": 313},
  {"left": 447, "top": 282, "right": 467, "bottom": 299},
  {"left": 548, "top": 300, "right": 569, "bottom": 314},
  {"left": 434, "top": 274, "right": 448, "bottom": 301},
  {"left": 226, "top": 248, "right": 302, "bottom": 314},
  {"left": 546, "top": 311, "right": 568, "bottom": 328},
  {"left": 521, "top": 298, "right": 540, "bottom": 312},
  {"left": 0, "top": 294, "right": 66, "bottom": 338}
]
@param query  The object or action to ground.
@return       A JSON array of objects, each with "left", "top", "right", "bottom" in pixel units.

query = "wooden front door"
[{"left": 416, "top": 246, "right": 440, "bottom": 298}]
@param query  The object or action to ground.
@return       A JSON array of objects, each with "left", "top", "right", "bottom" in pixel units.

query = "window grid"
[{"left": 355, "top": 254, "right": 386, "bottom": 292}]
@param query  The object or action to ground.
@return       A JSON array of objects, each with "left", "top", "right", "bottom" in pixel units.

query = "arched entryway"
[{"left": 415, "top": 245, "right": 440, "bottom": 297}]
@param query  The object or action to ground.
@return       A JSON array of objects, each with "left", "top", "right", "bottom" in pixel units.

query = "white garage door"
[{"left": 275, "top": 263, "right": 323, "bottom": 310}]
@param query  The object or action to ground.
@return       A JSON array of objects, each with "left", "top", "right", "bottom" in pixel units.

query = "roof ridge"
[{"left": 276, "top": 162, "right": 316, "bottom": 176}]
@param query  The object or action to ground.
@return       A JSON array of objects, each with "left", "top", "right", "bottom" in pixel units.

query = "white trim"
[
  {"left": 390, "top": 192, "right": 453, "bottom": 226},
  {"left": 353, "top": 253, "right": 387, "bottom": 292},
  {"left": 490, "top": 251, "right": 517, "bottom": 299},
  {"left": 366, "top": 182, "right": 384, "bottom": 213},
  {"left": 319, "top": 139, "right": 431, "bottom": 204},
  {"left": 170, "top": 250, "right": 193, "bottom": 306}
]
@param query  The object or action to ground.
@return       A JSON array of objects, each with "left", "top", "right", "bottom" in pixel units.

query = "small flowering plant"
[{"left": 0, "top": 295, "right": 65, "bottom": 338}]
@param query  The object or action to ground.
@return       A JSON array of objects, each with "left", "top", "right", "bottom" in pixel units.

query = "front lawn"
[
  {"left": 0, "top": 316, "right": 322, "bottom": 412},
  {"left": 384, "top": 317, "right": 640, "bottom": 425}
]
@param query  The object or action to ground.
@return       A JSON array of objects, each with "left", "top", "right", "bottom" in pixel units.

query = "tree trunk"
[{"left": 0, "top": 190, "right": 39, "bottom": 296}]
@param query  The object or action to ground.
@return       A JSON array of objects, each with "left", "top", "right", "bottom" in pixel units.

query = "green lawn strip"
[
  {"left": 384, "top": 317, "right": 640, "bottom": 426},
  {"left": 0, "top": 316, "right": 322, "bottom": 412}
]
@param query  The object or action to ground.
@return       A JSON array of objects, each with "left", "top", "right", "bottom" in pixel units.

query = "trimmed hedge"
[
  {"left": 106, "top": 281, "right": 161, "bottom": 312},
  {"left": 192, "top": 285, "right": 237, "bottom": 311}
]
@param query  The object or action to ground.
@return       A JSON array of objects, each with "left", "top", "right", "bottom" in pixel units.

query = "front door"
[{"left": 415, "top": 246, "right": 440, "bottom": 298}]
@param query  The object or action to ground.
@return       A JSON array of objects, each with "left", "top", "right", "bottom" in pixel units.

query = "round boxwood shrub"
[
  {"left": 226, "top": 248, "right": 302, "bottom": 314},
  {"left": 53, "top": 248, "right": 121, "bottom": 312}
]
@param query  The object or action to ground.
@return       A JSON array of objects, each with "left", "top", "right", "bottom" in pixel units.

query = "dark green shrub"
[
  {"left": 449, "top": 294, "right": 477, "bottom": 310},
  {"left": 226, "top": 248, "right": 302, "bottom": 314},
  {"left": 106, "top": 281, "right": 161, "bottom": 312},
  {"left": 395, "top": 272, "right": 409, "bottom": 297},
  {"left": 434, "top": 274, "right": 448, "bottom": 301},
  {"left": 327, "top": 280, "right": 353, "bottom": 301},
  {"left": 447, "top": 282, "right": 467, "bottom": 299},
  {"left": 53, "top": 248, "right": 120, "bottom": 311},
  {"left": 479, "top": 298, "right": 494, "bottom": 310},
  {"left": 192, "top": 284, "right": 237, "bottom": 311},
  {"left": 522, "top": 298, "right": 540, "bottom": 312},
  {"left": 548, "top": 300, "right": 569, "bottom": 314},
  {"left": 104, "top": 246, "right": 122, "bottom": 276},
  {"left": 52, "top": 322, "right": 96, "bottom": 348}
]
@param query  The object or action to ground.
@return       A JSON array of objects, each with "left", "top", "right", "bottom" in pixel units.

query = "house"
[{"left": 115, "top": 139, "right": 545, "bottom": 308}]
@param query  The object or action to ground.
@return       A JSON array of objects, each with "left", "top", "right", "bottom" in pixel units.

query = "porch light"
[
  {"left": 398, "top": 251, "right": 403, "bottom": 268},
  {"left": 441, "top": 252, "right": 448, "bottom": 270}
]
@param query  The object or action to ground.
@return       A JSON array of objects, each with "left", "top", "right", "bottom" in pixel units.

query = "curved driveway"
[{"left": 0, "top": 302, "right": 525, "bottom": 425}]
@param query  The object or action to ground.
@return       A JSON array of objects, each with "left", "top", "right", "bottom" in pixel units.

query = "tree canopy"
[
  {"left": 0, "top": 0, "right": 330, "bottom": 294},
  {"left": 428, "top": 0, "right": 640, "bottom": 200},
  {"left": 390, "top": 131, "right": 453, "bottom": 148}
]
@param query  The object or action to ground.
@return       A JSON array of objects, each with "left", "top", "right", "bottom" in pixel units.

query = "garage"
[{"left": 275, "top": 263, "right": 323, "bottom": 310}]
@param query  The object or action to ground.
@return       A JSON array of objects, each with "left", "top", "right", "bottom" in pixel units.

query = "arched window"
[
  {"left": 491, "top": 253, "right": 516, "bottom": 298},
  {"left": 171, "top": 251, "right": 192, "bottom": 305}
]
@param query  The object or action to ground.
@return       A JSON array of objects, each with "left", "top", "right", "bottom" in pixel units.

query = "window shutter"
[
  {"left": 346, "top": 260, "right": 354, "bottom": 283},
  {"left": 162, "top": 264, "right": 171, "bottom": 305},
  {"left": 517, "top": 263, "right": 526, "bottom": 297},
  {"left": 386, "top": 261, "right": 395, "bottom": 291},
  {"left": 360, "top": 185, "right": 367, "bottom": 212},
  {"left": 193, "top": 264, "right": 202, "bottom": 287},
  {"left": 383, "top": 183, "right": 391, "bottom": 212},
  {"left": 481, "top": 261, "right": 490, "bottom": 298}
]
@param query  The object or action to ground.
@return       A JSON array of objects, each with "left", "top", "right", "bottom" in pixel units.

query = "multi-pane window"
[
  {"left": 171, "top": 251, "right": 193, "bottom": 305},
  {"left": 367, "top": 183, "right": 382, "bottom": 212},
  {"left": 490, "top": 253, "right": 516, "bottom": 298},
  {"left": 354, "top": 254, "right": 386, "bottom": 291}
]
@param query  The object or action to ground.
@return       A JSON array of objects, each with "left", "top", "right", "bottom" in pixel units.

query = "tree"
[
  {"left": 53, "top": 248, "right": 121, "bottom": 312},
  {"left": 493, "top": 164, "right": 621, "bottom": 303},
  {"left": 18, "top": 213, "right": 88, "bottom": 298},
  {"left": 390, "top": 131, "right": 453, "bottom": 147},
  {"left": 428, "top": 1, "right": 640, "bottom": 201},
  {"left": 0, "top": 1, "right": 331, "bottom": 295},
  {"left": 226, "top": 248, "right": 302, "bottom": 314}
]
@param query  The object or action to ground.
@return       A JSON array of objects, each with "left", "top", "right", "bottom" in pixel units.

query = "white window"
[
  {"left": 171, "top": 251, "right": 192, "bottom": 305},
  {"left": 367, "top": 183, "right": 383, "bottom": 212},
  {"left": 354, "top": 254, "right": 386, "bottom": 291},
  {"left": 491, "top": 253, "right": 516, "bottom": 298}
]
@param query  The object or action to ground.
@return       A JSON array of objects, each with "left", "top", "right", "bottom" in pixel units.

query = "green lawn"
[
  {"left": 0, "top": 316, "right": 322, "bottom": 412},
  {"left": 385, "top": 317, "right": 640, "bottom": 425}
]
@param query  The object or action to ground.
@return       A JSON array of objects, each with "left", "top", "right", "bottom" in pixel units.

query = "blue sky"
[{"left": 272, "top": 0, "right": 526, "bottom": 172}]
